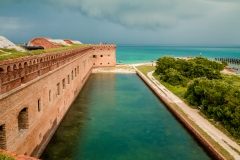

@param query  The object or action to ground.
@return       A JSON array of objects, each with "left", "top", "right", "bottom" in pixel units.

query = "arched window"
[
  {"left": 0, "top": 67, "right": 4, "bottom": 73},
  {"left": 7, "top": 66, "right": 11, "bottom": 72},
  {"left": 13, "top": 64, "right": 17, "bottom": 70},
  {"left": 18, "top": 108, "right": 28, "bottom": 131},
  {"left": 0, "top": 124, "right": 6, "bottom": 149}
]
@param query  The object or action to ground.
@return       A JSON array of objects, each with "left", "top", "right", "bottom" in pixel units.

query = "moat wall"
[
  {"left": 135, "top": 70, "right": 226, "bottom": 160},
  {"left": 0, "top": 45, "right": 116, "bottom": 157}
]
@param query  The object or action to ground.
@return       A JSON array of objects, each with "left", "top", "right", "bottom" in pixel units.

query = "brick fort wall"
[{"left": 0, "top": 45, "right": 116, "bottom": 158}]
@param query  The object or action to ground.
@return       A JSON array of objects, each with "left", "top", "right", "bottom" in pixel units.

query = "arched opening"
[
  {"left": 24, "top": 62, "right": 28, "bottom": 74},
  {"left": 18, "top": 108, "right": 28, "bottom": 131},
  {"left": 19, "top": 63, "right": 23, "bottom": 69},
  {"left": 7, "top": 66, "right": 11, "bottom": 72},
  {"left": 0, "top": 67, "right": 4, "bottom": 73},
  {"left": 21, "top": 77, "right": 25, "bottom": 84},
  {"left": 0, "top": 124, "right": 6, "bottom": 149},
  {"left": 24, "top": 62, "right": 28, "bottom": 67},
  {"left": 13, "top": 64, "right": 17, "bottom": 70}
]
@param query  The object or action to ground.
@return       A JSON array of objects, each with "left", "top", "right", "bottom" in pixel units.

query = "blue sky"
[{"left": 0, "top": 0, "right": 240, "bottom": 45}]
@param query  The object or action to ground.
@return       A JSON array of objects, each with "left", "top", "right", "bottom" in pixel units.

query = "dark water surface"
[{"left": 41, "top": 74, "right": 212, "bottom": 160}]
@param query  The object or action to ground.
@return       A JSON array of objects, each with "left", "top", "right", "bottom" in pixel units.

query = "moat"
[{"left": 41, "top": 74, "right": 212, "bottom": 159}]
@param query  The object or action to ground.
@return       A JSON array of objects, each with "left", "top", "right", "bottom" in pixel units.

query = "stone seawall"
[
  {"left": 0, "top": 45, "right": 116, "bottom": 158},
  {"left": 135, "top": 70, "right": 226, "bottom": 160}
]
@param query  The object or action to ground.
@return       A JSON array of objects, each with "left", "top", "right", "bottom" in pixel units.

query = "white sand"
[
  {"left": 71, "top": 40, "right": 82, "bottom": 44},
  {"left": 0, "top": 36, "right": 25, "bottom": 52},
  {"left": 48, "top": 39, "right": 70, "bottom": 46},
  {"left": 92, "top": 63, "right": 156, "bottom": 73},
  {"left": 92, "top": 65, "right": 136, "bottom": 73}
]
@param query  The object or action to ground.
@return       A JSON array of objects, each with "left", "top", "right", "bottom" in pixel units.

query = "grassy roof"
[{"left": 0, "top": 44, "right": 92, "bottom": 60}]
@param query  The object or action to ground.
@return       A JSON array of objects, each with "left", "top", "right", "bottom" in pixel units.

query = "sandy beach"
[
  {"left": 93, "top": 63, "right": 237, "bottom": 76},
  {"left": 92, "top": 62, "right": 156, "bottom": 73}
]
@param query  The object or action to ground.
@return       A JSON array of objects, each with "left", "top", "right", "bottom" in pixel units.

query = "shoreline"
[
  {"left": 92, "top": 62, "right": 156, "bottom": 74},
  {"left": 93, "top": 63, "right": 238, "bottom": 76}
]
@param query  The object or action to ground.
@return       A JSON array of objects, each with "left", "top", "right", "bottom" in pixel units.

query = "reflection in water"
[{"left": 41, "top": 74, "right": 212, "bottom": 160}]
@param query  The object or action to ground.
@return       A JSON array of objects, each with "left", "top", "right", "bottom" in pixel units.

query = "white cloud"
[
  {"left": 1, "top": 0, "right": 239, "bottom": 45},
  {"left": 41, "top": 0, "right": 214, "bottom": 29}
]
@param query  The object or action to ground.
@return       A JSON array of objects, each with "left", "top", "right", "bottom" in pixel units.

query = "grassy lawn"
[
  {"left": 171, "top": 103, "right": 234, "bottom": 160},
  {"left": 136, "top": 65, "right": 155, "bottom": 76},
  {"left": 153, "top": 74, "right": 187, "bottom": 99},
  {"left": 0, "top": 44, "right": 91, "bottom": 60},
  {"left": 136, "top": 65, "right": 187, "bottom": 99}
]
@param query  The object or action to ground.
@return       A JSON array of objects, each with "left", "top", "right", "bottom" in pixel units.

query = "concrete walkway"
[{"left": 134, "top": 67, "right": 240, "bottom": 160}]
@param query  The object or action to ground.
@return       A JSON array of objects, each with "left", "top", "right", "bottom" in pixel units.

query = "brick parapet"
[
  {"left": 92, "top": 45, "right": 116, "bottom": 68},
  {"left": 0, "top": 45, "right": 116, "bottom": 95},
  {"left": 0, "top": 44, "right": 116, "bottom": 158},
  {"left": 92, "top": 45, "right": 116, "bottom": 50}
]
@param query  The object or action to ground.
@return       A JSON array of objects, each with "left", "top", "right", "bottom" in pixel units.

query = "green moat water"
[{"left": 41, "top": 74, "right": 212, "bottom": 160}]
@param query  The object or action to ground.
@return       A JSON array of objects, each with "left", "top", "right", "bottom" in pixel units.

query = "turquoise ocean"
[{"left": 116, "top": 45, "right": 240, "bottom": 72}]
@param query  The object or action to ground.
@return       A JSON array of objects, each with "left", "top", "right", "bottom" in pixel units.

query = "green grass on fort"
[
  {"left": 0, "top": 44, "right": 91, "bottom": 60},
  {"left": 0, "top": 153, "right": 14, "bottom": 160}
]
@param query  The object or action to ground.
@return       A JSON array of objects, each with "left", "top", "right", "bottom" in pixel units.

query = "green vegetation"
[
  {"left": 0, "top": 44, "right": 91, "bottom": 60},
  {"left": 137, "top": 65, "right": 234, "bottom": 159},
  {"left": 171, "top": 103, "right": 234, "bottom": 160},
  {"left": 155, "top": 56, "right": 240, "bottom": 139},
  {"left": 0, "top": 153, "right": 14, "bottom": 160}
]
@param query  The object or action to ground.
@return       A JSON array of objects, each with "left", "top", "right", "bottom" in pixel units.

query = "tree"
[{"left": 161, "top": 68, "right": 188, "bottom": 86}]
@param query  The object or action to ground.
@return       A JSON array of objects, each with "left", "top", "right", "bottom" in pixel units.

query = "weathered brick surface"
[
  {"left": 28, "top": 38, "right": 62, "bottom": 49},
  {"left": 0, "top": 125, "right": 6, "bottom": 150},
  {"left": 92, "top": 45, "right": 116, "bottom": 67},
  {"left": 0, "top": 45, "right": 116, "bottom": 158}
]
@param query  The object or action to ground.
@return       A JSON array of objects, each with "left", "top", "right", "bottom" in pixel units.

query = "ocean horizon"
[{"left": 116, "top": 45, "right": 240, "bottom": 72}]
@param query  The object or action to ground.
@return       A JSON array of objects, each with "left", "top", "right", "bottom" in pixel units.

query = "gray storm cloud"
[
  {"left": 1, "top": 0, "right": 239, "bottom": 45},
  {"left": 41, "top": 0, "right": 212, "bottom": 29}
]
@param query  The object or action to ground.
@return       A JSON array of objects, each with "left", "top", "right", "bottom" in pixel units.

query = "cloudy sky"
[{"left": 0, "top": 0, "right": 240, "bottom": 45}]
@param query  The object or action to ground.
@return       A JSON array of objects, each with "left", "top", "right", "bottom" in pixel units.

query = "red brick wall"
[
  {"left": 64, "top": 40, "right": 74, "bottom": 45},
  {"left": 28, "top": 38, "right": 62, "bottom": 49},
  {"left": 0, "top": 45, "right": 116, "bottom": 158},
  {"left": 92, "top": 45, "right": 116, "bottom": 67}
]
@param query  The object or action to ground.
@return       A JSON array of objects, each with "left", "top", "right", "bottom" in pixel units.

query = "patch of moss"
[
  {"left": 0, "top": 153, "right": 15, "bottom": 160},
  {"left": 0, "top": 44, "right": 91, "bottom": 60}
]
